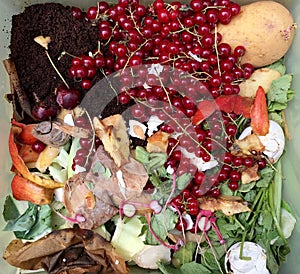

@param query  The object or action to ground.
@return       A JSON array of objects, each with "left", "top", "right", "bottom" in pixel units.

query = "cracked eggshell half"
[{"left": 225, "top": 241, "right": 269, "bottom": 274}]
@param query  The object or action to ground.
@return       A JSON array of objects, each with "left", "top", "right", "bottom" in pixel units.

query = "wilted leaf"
[
  {"left": 198, "top": 196, "right": 251, "bottom": 216},
  {"left": 241, "top": 164, "right": 260, "bottom": 185},
  {"left": 146, "top": 130, "right": 169, "bottom": 153},
  {"left": 93, "top": 115, "right": 130, "bottom": 167},
  {"left": 235, "top": 134, "right": 265, "bottom": 156},
  {"left": 3, "top": 228, "right": 129, "bottom": 274}
]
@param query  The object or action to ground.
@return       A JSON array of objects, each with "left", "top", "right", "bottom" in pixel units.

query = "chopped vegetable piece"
[{"left": 251, "top": 86, "right": 270, "bottom": 135}]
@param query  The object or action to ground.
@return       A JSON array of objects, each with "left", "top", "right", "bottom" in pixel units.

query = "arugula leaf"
[
  {"left": 145, "top": 209, "right": 178, "bottom": 245},
  {"left": 24, "top": 204, "right": 52, "bottom": 239},
  {"left": 238, "top": 181, "right": 256, "bottom": 192},
  {"left": 151, "top": 172, "right": 192, "bottom": 204},
  {"left": 268, "top": 112, "right": 284, "bottom": 127},
  {"left": 157, "top": 261, "right": 212, "bottom": 274},
  {"left": 172, "top": 242, "right": 197, "bottom": 267},
  {"left": 256, "top": 167, "right": 275, "bottom": 187},
  {"left": 135, "top": 146, "right": 167, "bottom": 173}
]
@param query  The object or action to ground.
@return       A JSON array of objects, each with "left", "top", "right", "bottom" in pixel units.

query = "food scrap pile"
[{"left": 2, "top": 1, "right": 297, "bottom": 274}]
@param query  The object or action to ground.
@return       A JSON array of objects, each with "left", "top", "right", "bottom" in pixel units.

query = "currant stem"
[{"left": 45, "top": 50, "right": 70, "bottom": 89}]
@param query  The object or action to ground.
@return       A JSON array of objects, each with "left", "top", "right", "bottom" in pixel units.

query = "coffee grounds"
[{"left": 10, "top": 3, "right": 99, "bottom": 107}]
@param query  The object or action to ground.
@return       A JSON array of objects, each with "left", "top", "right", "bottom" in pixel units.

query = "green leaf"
[
  {"left": 24, "top": 205, "right": 52, "bottom": 239},
  {"left": 238, "top": 181, "right": 256, "bottom": 192},
  {"left": 4, "top": 203, "right": 37, "bottom": 233},
  {"left": 92, "top": 161, "right": 106, "bottom": 174},
  {"left": 177, "top": 173, "right": 193, "bottom": 190},
  {"left": 148, "top": 152, "right": 168, "bottom": 173},
  {"left": 267, "top": 74, "right": 294, "bottom": 112},
  {"left": 86, "top": 181, "right": 95, "bottom": 191},
  {"left": 2, "top": 195, "right": 20, "bottom": 222},
  {"left": 266, "top": 59, "right": 286, "bottom": 75},
  {"left": 157, "top": 261, "right": 212, "bottom": 274},
  {"left": 134, "top": 146, "right": 167, "bottom": 173},
  {"left": 145, "top": 209, "right": 178, "bottom": 245},
  {"left": 92, "top": 161, "right": 111, "bottom": 180},
  {"left": 104, "top": 167, "right": 112, "bottom": 179},
  {"left": 180, "top": 261, "right": 212, "bottom": 274},
  {"left": 172, "top": 242, "right": 197, "bottom": 266},
  {"left": 243, "top": 189, "right": 257, "bottom": 203},
  {"left": 53, "top": 147, "right": 69, "bottom": 169},
  {"left": 259, "top": 209, "right": 273, "bottom": 230},
  {"left": 151, "top": 172, "right": 192, "bottom": 204},
  {"left": 134, "top": 146, "right": 149, "bottom": 164},
  {"left": 3, "top": 203, "right": 52, "bottom": 240},
  {"left": 220, "top": 183, "right": 234, "bottom": 196},
  {"left": 268, "top": 112, "right": 283, "bottom": 127},
  {"left": 256, "top": 167, "right": 275, "bottom": 187},
  {"left": 280, "top": 206, "right": 296, "bottom": 239}
]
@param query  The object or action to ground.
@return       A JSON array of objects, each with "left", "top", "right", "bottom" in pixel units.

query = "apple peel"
[
  {"left": 11, "top": 174, "right": 54, "bottom": 205},
  {"left": 9, "top": 125, "right": 63, "bottom": 189}
]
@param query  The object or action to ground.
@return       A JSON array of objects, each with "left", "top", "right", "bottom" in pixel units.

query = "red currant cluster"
[
  {"left": 69, "top": 0, "right": 254, "bottom": 97},
  {"left": 71, "top": 116, "right": 102, "bottom": 171},
  {"left": 65, "top": 0, "right": 266, "bottom": 216}
]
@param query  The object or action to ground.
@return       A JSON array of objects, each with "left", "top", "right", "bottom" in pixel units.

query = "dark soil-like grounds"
[{"left": 10, "top": 3, "right": 99, "bottom": 107}]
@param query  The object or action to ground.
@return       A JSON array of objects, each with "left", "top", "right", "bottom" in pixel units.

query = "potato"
[
  {"left": 218, "top": 1, "right": 295, "bottom": 68},
  {"left": 239, "top": 68, "right": 281, "bottom": 97}
]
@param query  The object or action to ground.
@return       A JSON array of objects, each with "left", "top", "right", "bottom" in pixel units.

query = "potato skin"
[{"left": 218, "top": 1, "right": 295, "bottom": 68}]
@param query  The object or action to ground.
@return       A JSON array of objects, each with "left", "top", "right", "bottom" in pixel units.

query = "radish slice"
[
  {"left": 150, "top": 200, "right": 162, "bottom": 214},
  {"left": 198, "top": 216, "right": 211, "bottom": 232},
  {"left": 123, "top": 203, "right": 137, "bottom": 217}
]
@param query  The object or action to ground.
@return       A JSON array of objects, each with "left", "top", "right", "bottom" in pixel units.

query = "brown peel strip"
[
  {"left": 281, "top": 110, "right": 291, "bottom": 140},
  {"left": 3, "top": 58, "right": 36, "bottom": 120}
]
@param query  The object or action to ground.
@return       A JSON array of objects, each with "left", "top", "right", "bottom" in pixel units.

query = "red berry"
[
  {"left": 32, "top": 100, "right": 60, "bottom": 121},
  {"left": 56, "top": 86, "right": 81, "bottom": 110},
  {"left": 190, "top": 0, "right": 204, "bottom": 12},
  {"left": 229, "top": 170, "right": 241, "bottom": 182},
  {"left": 193, "top": 171, "right": 206, "bottom": 186},
  {"left": 175, "top": 218, "right": 187, "bottom": 231},
  {"left": 80, "top": 79, "right": 92, "bottom": 90},
  {"left": 71, "top": 7, "right": 84, "bottom": 20},
  {"left": 211, "top": 187, "right": 221, "bottom": 198},
  {"left": 32, "top": 140, "right": 46, "bottom": 153},
  {"left": 228, "top": 181, "right": 239, "bottom": 191},
  {"left": 86, "top": 6, "right": 98, "bottom": 20}
]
